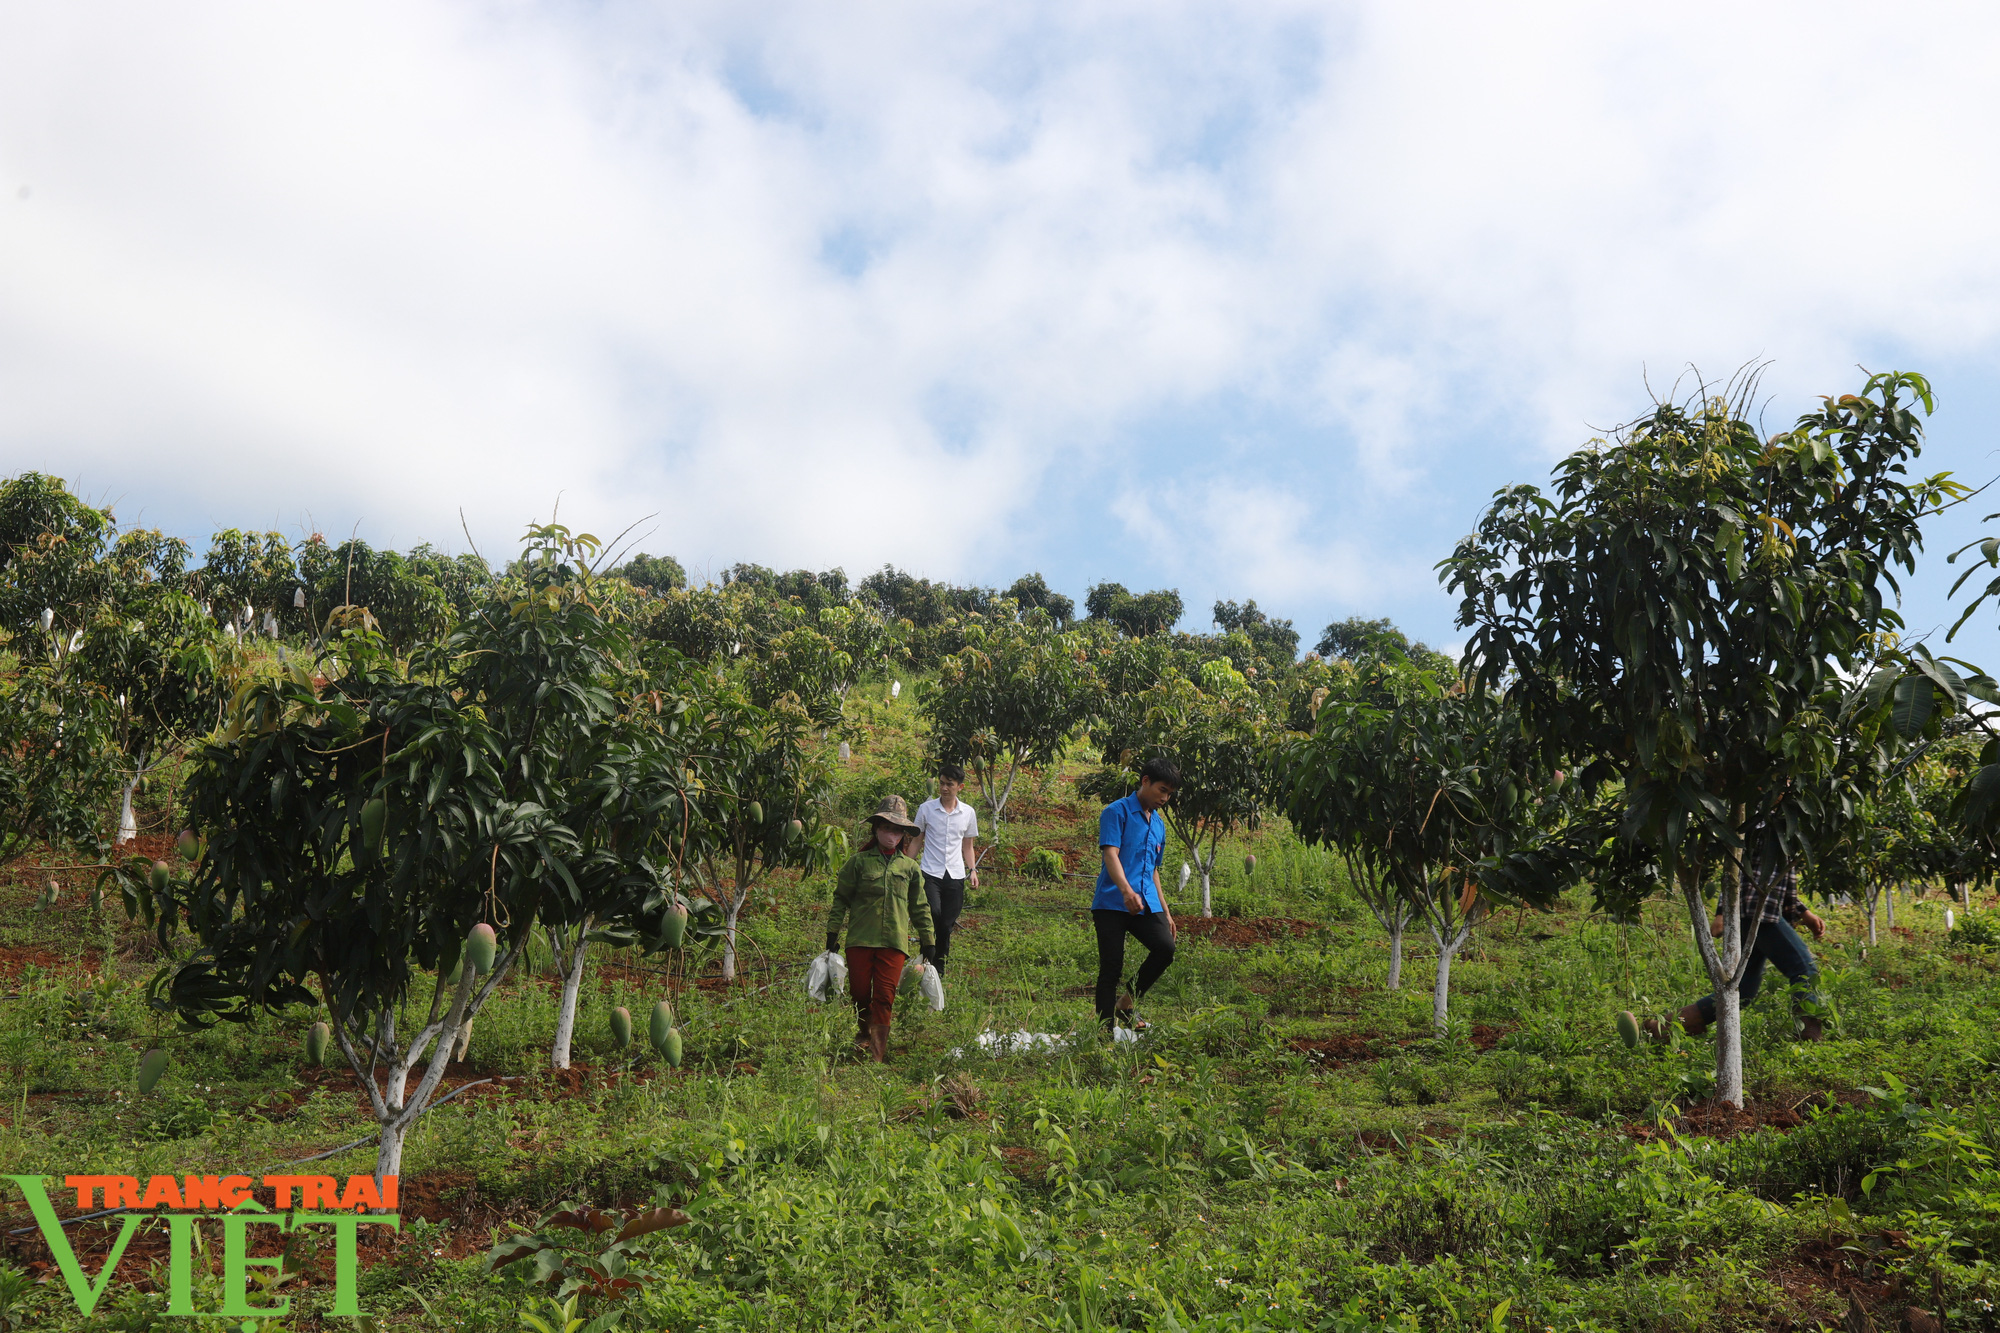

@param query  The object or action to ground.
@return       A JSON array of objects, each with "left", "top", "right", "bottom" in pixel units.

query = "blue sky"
[{"left": 3, "top": 3, "right": 2000, "bottom": 667}]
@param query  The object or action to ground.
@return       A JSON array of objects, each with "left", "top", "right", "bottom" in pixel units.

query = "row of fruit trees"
[
  {"left": 8, "top": 369, "right": 2000, "bottom": 1178},
  {"left": 0, "top": 489, "right": 1343, "bottom": 1187}
]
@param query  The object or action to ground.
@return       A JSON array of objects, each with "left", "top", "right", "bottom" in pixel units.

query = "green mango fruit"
[
  {"left": 1615, "top": 1011, "right": 1641, "bottom": 1050},
  {"left": 149, "top": 861, "right": 170, "bottom": 894},
  {"left": 176, "top": 829, "right": 200, "bottom": 862},
  {"left": 305, "top": 1021, "right": 330, "bottom": 1065},
  {"left": 359, "top": 798, "right": 386, "bottom": 856},
  {"left": 788, "top": 819, "right": 804, "bottom": 841},
  {"left": 1244, "top": 854, "right": 1257, "bottom": 875},
  {"left": 466, "top": 923, "right": 498, "bottom": 975},
  {"left": 747, "top": 801, "right": 764, "bottom": 826},
  {"left": 661, "top": 1028, "right": 683, "bottom": 1068},
  {"left": 137, "top": 1048, "right": 170, "bottom": 1094},
  {"left": 649, "top": 1001, "right": 675, "bottom": 1058},
  {"left": 610, "top": 1006, "right": 633, "bottom": 1050},
  {"left": 661, "top": 903, "right": 688, "bottom": 950}
]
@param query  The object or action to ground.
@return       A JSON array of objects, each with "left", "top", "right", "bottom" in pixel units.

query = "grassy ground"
[{"left": 1, "top": 684, "right": 1999, "bottom": 1331}]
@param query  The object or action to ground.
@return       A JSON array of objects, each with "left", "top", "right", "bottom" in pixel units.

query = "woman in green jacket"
[{"left": 826, "top": 795, "right": 934, "bottom": 1063}]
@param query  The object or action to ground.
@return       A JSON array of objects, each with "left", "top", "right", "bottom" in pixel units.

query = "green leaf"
[
  {"left": 1890, "top": 674, "right": 1935, "bottom": 738},
  {"left": 1914, "top": 655, "right": 1969, "bottom": 710}
]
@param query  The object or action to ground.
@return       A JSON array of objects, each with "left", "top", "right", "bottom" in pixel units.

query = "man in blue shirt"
[{"left": 1093, "top": 756, "right": 1181, "bottom": 1031}]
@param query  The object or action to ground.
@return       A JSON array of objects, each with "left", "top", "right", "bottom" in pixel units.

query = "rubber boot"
[
  {"left": 1800, "top": 1015, "right": 1825, "bottom": 1042},
  {"left": 869, "top": 1022, "right": 890, "bottom": 1064}
]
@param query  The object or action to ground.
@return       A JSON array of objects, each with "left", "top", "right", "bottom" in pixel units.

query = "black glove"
[
  {"left": 825, "top": 932, "right": 840, "bottom": 955},
  {"left": 919, "top": 944, "right": 936, "bottom": 965}
]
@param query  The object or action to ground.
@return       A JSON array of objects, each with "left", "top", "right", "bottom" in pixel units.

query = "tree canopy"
[{"left": 1440, "top": 370, "right": 1962, "bottom": 1103}]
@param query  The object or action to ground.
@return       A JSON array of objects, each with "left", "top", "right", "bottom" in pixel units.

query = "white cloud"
[
  {"left": 0, "top": 0, "right": 1996, "bottom": 621},
  {"left": 1110, "top": 475, "right": 1433, "bottom": 616}
]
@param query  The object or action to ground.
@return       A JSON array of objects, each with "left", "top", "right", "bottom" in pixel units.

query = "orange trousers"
[{"left": 846, "top": 946, "right": 906, "bottom": 1033}]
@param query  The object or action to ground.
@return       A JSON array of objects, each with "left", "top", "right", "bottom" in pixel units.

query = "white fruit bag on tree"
[{"left": 806, "top": 951, "right": 848, "bottom": 1003}]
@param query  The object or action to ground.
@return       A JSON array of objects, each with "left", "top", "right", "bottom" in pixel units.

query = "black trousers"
[
  {"left": 924, "top": 874, "right": 964, "bottom": 965},
  {"left": 1092, "top": 908, "right": 1176, "bottom": 1025}
]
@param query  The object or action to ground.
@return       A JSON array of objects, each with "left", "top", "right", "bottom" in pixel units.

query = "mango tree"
[
  {"left": 1914, "top": 737, "right": 2000, "bottom": 904},
  {"left": 1279, "top": 672, "right": 1564, "bottom": 1028},
  {"left": 0, "top": 488, "right": 161, "bottom": 860},
  {"left": 747, "top": 620, "right": 854, "bottom": 727},
  {"left": 0, "top": 472, "right": 115, "bottom": 644},
  {"left": 449, "top": 524, "right": 698, "bottom": 1069},
  {"left": 922, "top": 617, "right": 1098, "bottom": 861},
  {"left": 1084, "top": 583, "right": 1183, "bottom": 637},
  {"left": 1809, "top": 788, "right": 1919, "bottom": 945},
  {"left": 684, "top": 681, "right": 841, "bottom": 981},
  {"left": 1091, "top": 658, "right": 1273, "bottom": 916},
  {"left": 0, "top": 660, "right": 119, "bottom": 865},
  {"left": 78, "top": 532, "right": 235, "bottom": 844},
  {"left": 122, "top": 626, "right": 564, "bottom": 1185},
  {"left": 199, "top": 529, "right": 299, "bottom": 637},
  {"left": 638, "top": 585, "right": 745, "bottom": 662},
  {"left": 1273, "top": 687, "right": 1414, "bottom": 990},
  {"left": 1442, "top": 371, "right": 1959, "bottom": 1104},
  {"left": 296, "top": 535, "right": 453, "bottom": 650}
]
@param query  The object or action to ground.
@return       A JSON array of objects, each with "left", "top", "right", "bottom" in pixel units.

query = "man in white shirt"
[{"left": 913, "top": 763, "right": 979, "bottom": 972}]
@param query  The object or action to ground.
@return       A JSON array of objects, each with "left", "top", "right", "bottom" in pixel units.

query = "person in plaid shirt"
[{"left": 1651, "top": 851, "right": 1829, "bottom": 1043}]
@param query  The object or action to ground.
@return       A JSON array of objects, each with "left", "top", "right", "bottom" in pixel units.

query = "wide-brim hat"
[{"left": 866, "top": 794, "right": 919, "bottom": 831}]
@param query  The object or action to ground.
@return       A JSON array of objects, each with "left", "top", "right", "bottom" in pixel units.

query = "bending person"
[
  {"left": 1649, "top": 850, "right": 1829, "bottom": 1043},
  {"left": 826, "top": 796, "right": 934, "bottom": 1063},
  {"left": 1092, "top": 756, "right": 1180, "bottom": 1032}
]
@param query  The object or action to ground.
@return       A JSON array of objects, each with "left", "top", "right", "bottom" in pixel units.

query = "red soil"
[{"left": 1177, "top": 916, "right": 1318, "bottom": 947}]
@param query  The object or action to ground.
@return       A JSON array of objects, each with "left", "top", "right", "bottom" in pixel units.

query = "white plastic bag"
[
  {"left": 806, "top": 950, "right": 848, "bottom": 1003},
  {"left": 896, "top": 959, "right": 945, "bottom": 1010},
  {"left": 951, "top": 1028, "right": 1135, "bottom": 1059}
]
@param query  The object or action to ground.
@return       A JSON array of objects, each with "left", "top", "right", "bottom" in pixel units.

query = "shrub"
[
  {"left": 1949, "top": 911, "right": 2000, "bottom": 949},
  {"left": 1022, "top": 847, "right": 1065, "bottom": 882}
]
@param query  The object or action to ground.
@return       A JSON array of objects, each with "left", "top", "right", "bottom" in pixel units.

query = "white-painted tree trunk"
[
  {"left": 1867, "top": 887, "right": 1878, "bottom": 946},
  {"left": 1681, "top": 850, "right": 1756, "bottom": 1109},
  {"left": 333, "top": 936, "right": 524, "bottom": 1192},
  {"left": 1886, "top": 884, "right": 1896, "bottom": 929},
  {"left": 1713, "top": 982, "right": 1744, "bottom": 1107},
  {"left": 1200, "top": 849, "right": 1215, "bottom": 918},
  {"left": 1340, "top": 853, "right": 1410, "bottom": 992},
  {"left": 1419, "top": 898, "right": 1478, "bottom": 1035},
  {"left": 1430, "top": 931, "right": 1467, "bottom": 1035},
  {"left": 374, "top": 1118, "right": 410, "bottom": 1186},
  {"left": 721, "top": 897, "right": 741, "bottom": 982},
  {"left": 548, "top": 914, "right": 594, "bottom": 1070}
]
